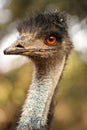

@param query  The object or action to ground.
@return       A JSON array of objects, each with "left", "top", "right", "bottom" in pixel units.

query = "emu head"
[{"left": 4, "top": 11, "right": 72, "bottom": 59}]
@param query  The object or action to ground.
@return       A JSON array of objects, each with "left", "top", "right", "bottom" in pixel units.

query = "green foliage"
[{"left": 9, "top": 0, "right": 87, "bottom": 20}]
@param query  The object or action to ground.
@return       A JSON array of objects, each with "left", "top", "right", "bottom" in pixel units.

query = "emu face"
[{"left": 4, "top": 12, "right": 72, "bottom": 58}]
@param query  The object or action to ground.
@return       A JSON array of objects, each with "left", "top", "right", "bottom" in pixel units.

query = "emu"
[{"left": 4, "top": 11, "right": 72, "bottom": 130}]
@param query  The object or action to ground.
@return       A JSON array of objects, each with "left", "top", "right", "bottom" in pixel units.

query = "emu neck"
[{"left": 18, "top": 56, "right": 66, "bottom": 130}]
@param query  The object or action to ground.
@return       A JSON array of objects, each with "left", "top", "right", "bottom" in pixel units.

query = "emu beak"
[
  {"left": 4, "top": 46, "right": 26, "bottom": 55},
  {"left": 4, "top": 37, "right": 28, "bottom": 55}
]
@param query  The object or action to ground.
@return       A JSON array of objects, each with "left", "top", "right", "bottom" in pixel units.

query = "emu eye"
[{"left": 45, "top": 36, "right": 57, "bottom": 45}]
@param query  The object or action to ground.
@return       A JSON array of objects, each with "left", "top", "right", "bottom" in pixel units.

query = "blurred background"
[{"left": 0, "top": 0, "right": 87, "bottom": 130}]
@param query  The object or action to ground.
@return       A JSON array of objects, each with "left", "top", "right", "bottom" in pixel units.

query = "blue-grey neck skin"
[{"left": 17, "top": 56, "right": 66, "bottom": 130}]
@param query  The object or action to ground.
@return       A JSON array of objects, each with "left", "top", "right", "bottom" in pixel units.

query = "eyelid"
[{"left": 38, "top": 31, "right": 59, "bottom": 37}]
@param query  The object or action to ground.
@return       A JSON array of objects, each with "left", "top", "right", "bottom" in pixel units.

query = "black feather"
[{"left": 17, "top": 10, "right": 68, "bottom": 35}]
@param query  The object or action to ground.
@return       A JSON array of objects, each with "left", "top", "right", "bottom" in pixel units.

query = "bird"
[{"left": 4, "top": 10, "right": 72, "bottom": 130}]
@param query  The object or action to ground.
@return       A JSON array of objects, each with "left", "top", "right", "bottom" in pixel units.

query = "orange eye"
[{"left": 45, "top": 36, "right": 57, "bottom": 45}]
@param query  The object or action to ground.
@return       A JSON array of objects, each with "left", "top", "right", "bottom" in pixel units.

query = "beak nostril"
[{"left": 16, "top": 44, "right": 24, "bottom": 48}]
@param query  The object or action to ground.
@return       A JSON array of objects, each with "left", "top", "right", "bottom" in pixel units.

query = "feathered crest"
[{"left": 17, "top": 10, "right": 68, "bottom": 34}]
